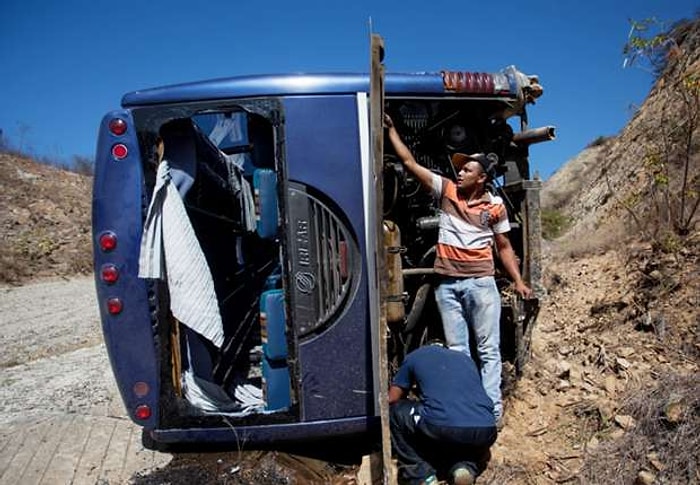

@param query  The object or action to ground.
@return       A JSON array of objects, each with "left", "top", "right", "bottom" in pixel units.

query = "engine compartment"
[{"left": 381, "top": 98, "right": 545, "bottom": 371}]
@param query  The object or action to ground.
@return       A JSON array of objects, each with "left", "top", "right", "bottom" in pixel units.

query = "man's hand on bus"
[
  {"left": 384, "top": 114, "right": 394, "bottom": 129},
  {"left": 513, "top": 280, "right": 533, "bottom": 299}
]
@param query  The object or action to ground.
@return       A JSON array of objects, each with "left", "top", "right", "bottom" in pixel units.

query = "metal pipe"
[
  {"left": 512, "top": 126, "right": 556, "bottom": 145},
  {"left": 402, "top": 268, "right": 435, "bottom": 276}
]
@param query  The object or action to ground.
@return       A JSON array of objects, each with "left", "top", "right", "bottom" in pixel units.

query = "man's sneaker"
[
  {"left": 496, "top": 416, "right": 504, "bottom": 431},
  {"left": 452, "top": 467, "right": 475, "bottom": 485},
  {"left": 422, "top": 474, "right": 438, "bottom": 485}
]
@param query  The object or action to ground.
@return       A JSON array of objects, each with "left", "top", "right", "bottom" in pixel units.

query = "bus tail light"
[
  {"left": 134, "top": 404, "right": 151, "bottom": 420},
  {"left": 112, "top": 143, "right": 128, "bottom": 160},
  {"left": 98, "top": 232, "right": 117, "bottom": 252},
  {"left": 109, "top": 118, "right": 127, "bottom": 136},
  {"left": 101, "top": 264, "right": 119, "bottom": 284},
  {"left": 107, "top": 297, "right": 123, "bottom": 315},
  {"left": 133, "top": 382, "right": 150, "bottom": 397}
]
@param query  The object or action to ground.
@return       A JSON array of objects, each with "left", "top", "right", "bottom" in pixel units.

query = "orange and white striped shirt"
[{"left": 430, "top": 174, "right": 510, "bottom": 277}]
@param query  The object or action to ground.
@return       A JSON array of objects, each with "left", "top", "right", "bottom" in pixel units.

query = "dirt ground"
[
  {"left": 1, "top": 236, "right": 697, "bottom": 484},
  {"left": 0, "top": 277, "right": 365, "bottom": 484}
]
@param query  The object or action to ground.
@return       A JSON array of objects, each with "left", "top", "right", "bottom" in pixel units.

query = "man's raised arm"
[{"left": 384, "top": 114, "right": 435, "bottom": 191}]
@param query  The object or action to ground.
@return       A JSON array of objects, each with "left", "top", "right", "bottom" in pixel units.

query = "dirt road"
[
  {"left": 0, "top": 278, "right": 358, "bottom": 485},
  {"left": 0, "top": 277, "right": 171, "bottom": 484}
]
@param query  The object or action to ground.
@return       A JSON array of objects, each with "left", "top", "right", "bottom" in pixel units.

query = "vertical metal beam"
[
  {"left": 521, "top": 179, "right": 543, "bottom": 297},
  {"left": 369, "top": 32, "right": 395, "bottom": 485},
  {"left": 516, "top": 179, "right": 543, "bottom": 374}
]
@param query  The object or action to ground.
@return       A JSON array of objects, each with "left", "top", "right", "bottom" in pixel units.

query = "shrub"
[
  {"left": 586, "top": 135, "right": 613, "bottom": 148},
  {"left": 541, "top": 209, "right": 571, "bottom": 240}
]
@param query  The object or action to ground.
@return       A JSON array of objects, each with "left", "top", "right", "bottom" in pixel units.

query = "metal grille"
[
  {"left": 310, "top": 196, "right": 350, "bottom": 323},
  {"left": 287, "top": 185, "right": 358, "bottom": 336}
]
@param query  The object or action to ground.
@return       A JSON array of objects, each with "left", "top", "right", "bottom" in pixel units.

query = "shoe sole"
[{"left": 453, "top": 469, "right": 475, "bottom": 485}]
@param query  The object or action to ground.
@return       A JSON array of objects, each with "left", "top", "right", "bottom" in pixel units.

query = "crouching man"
[{"left": 389, "top": 341, "right": 498, "bottom": 485}]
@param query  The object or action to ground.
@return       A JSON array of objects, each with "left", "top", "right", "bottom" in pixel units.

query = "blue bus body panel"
[
  {"left": 152, "top": 415, "right": 379, "bottom": 445},
  {"left": 92, "top": 110, "right": 159, "bottom": 428},
  {"left": 284, "top": 95, "right": 372, "bottom": 421},
  {"left": 121, "top": 72, "right": 516, "bottom": 107}
]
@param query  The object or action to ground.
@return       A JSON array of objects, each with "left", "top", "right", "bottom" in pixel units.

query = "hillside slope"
[
  {"left": 0, "top": 153, "right": 93, "bottom": 284},
  {"left": 542, "top": 17, "right": 700, "bottom": 250},
  {"left": 520, "top": 16, "right": 700, "bottom": 485}
]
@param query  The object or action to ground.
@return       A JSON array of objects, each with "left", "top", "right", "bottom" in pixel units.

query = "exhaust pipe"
[{"left": 512, "top": 126, "right": 556, "bottom": 145}]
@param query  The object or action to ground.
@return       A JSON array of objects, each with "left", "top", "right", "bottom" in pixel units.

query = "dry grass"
[{"left": 580, "top": 372, "right": 700, "bottom": 484}]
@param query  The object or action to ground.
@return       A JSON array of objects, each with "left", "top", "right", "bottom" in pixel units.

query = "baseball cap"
[{"left": 451, "top": 152, "right": 499, "bottom": 180}]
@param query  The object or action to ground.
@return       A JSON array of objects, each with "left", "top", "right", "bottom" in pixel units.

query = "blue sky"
[{"left": 1, "top": 0, "right": 697, "bottom": 180}]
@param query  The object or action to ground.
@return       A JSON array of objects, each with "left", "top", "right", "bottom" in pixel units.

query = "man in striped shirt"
[{"left": 385, "top": 115, "right": 532, "bottom": 425}]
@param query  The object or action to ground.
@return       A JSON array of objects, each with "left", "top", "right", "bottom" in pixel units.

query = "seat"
[{"left": 253, "top": 168, "right": 279, "bottom": 239}]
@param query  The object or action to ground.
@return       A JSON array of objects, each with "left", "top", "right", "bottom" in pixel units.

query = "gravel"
[{"left": 0, "top": 276, "right": 124, "bottom": 425}]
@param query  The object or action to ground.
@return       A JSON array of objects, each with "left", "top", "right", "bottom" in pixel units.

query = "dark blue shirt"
[{"left": 392, "top": 345, "right": 495, "bottom": 427}]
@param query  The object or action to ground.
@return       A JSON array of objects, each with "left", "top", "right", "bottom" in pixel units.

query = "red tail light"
[
  {"left": 98, "top": 232, "right": 117, "bottom": 252},
  {"left": 107, "top": 297, "right": 123, "bottom": 315},
  {"left": 134, "top": 404, "right": 151, "bottom": 420},
  {"left": 109, "top": 118, "right": 127, "bottom": 136},
  {"left": 112, "top": 143, "right": 128, "bottom": 160},
  {"left": 101, "top": 264, "right": 119, "bottom": 284},
  {"left": 133, "top": 382, "right": 150, "bottom": 398}
]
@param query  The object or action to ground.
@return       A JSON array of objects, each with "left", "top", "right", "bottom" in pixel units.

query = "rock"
[
  {"left": 556, "top": 379, "right": 571, "bottom": 392},
  {"left": 615, "top": 357, "right": 631, "bottom": 371},
  {"left": 556, "top": 361, "right": 572, "bottom": 379},
  {"left": 558, "top": 346, "right": 574, "bottom": 356},
  {"left": 664, "top": 394, "right": 687, "bottom": 424},
  {"left": 604, "top": 375, "right": 617, "bottom": 394},
  {"left": 635, "top": 470, "right": 655, "bottom": 485},
  {"left": 357, "top": 453, "right": 384, "bottom": 485},
  {"left": 586, "top": 436, "right": 599, "bottom": 451},
  {"left": 614, "top": 414, "right": 636, "bottom": 430},
  {"left": 646, "top": 452, "right": 664, "bottom": 471},
  {"left": 618, "top": 346, "right": 635, "bottom": 357},
  {"left": 609, "top": 428, "right": 625, "bottom": 440}
]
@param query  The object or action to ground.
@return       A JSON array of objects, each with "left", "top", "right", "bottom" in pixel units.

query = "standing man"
[
  {"left": 389, "top": 341, "right": 497, "bottom": 485},
  {"left": 384, "top": 115, "right": 531, "bottom": 425}
]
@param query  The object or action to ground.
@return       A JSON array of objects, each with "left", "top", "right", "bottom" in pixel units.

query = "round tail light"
[
  {"left": 134, "top": 404, "right": 151, "bottom": 420},
  {"left": 133, "top": 382, "right": 150, "bottom": 397},
  {"left": 98, "top": 232, "right": 117, "bottom": 252},
  {"left": 101, "top": 264, "right": 119, "bottom": 284},
  {"left": 112, "top": 143, "right": 128, "bottom": 160},
  {"left": 109, "top": 118, "right": 127, "bottom": 136},
  {"left": 107, "top": 297, "right": 123, "bottom": 315}
]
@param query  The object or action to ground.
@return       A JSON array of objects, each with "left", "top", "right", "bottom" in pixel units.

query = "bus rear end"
[{"left": 93, "top": 81, "right": 380, "bottom": 448}]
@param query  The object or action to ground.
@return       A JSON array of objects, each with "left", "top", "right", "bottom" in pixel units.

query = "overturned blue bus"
[{"left": 92, "top": 50, "right": 553, "bottom": 450}]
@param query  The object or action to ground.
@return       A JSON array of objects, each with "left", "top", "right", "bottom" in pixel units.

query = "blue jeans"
[{"left": 435, "top": 276, "right": 502, "bottom": 421}]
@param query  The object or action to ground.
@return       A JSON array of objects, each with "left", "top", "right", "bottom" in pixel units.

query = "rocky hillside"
[
  {"left": 542, "top": 17, "right": 700, "bottom": 250},
  {"left": 0, "top": 153, "right": 93, "bottom": 284},
  {"left": 520, "top": 16, "right": 700, "bottom": 485}
]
